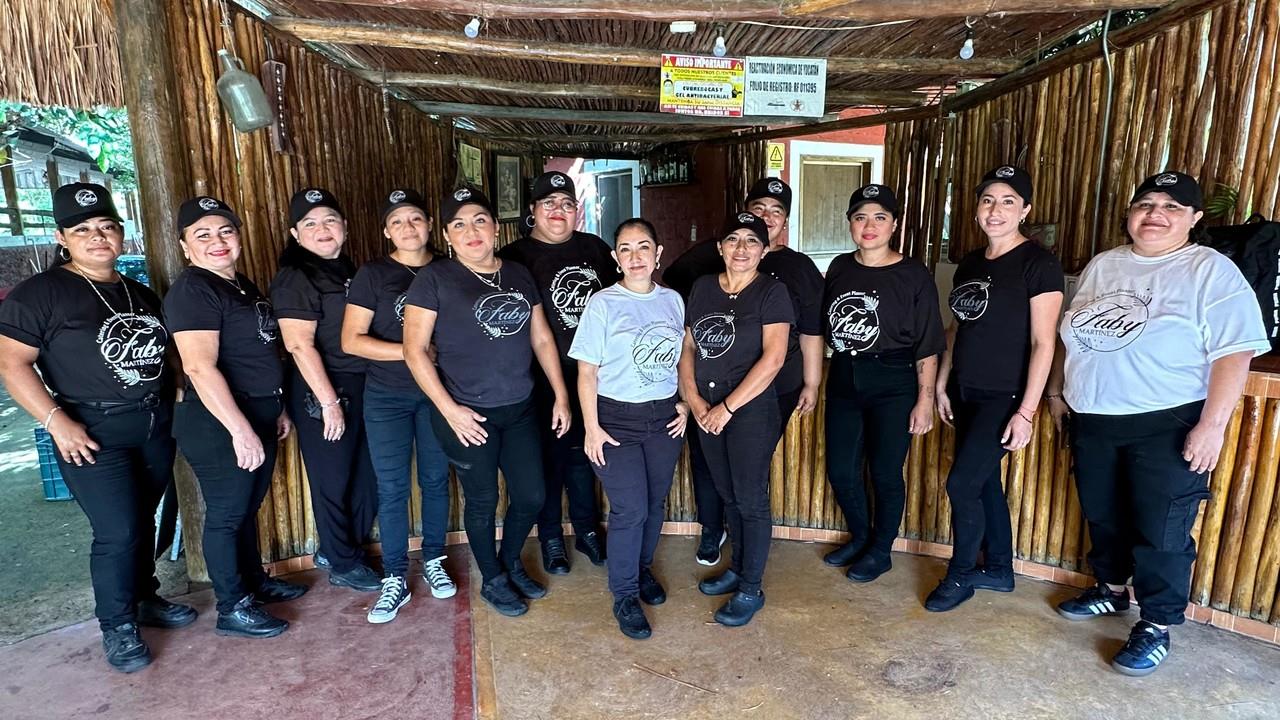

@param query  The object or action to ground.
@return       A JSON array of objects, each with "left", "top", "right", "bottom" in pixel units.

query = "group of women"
[{"left": 0, "top": 163, "right": 1265, "bottom": 678}]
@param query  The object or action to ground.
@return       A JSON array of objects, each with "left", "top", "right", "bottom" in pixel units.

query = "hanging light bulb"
[
  {"left": 464, "top": 17, "right": 481, "bottom": 38},
  {"left": 959, "top": 28, "right": 975, "bottom": 60},
  {"left": 713, "top": 26, "right": 727, "bottom": 57}
]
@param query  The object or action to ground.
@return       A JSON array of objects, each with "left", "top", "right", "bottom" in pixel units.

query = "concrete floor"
[{"left": 478, "top": 537, "right": 1280, "bottom": 720}]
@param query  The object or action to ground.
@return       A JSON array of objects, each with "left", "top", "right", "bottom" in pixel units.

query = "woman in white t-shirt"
[
  {"left": 569, "top": 218, "right": 689, "bottom": 640},
  {"left": 1047, "top": 172, "right": 1269, "bottom": 677}
]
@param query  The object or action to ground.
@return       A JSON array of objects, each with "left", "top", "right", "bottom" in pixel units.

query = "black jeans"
[
  {"left": 174, "top": 393, "right": 280, "bottom": 613},
  {"left": 1071, "top": 401, "right": 1209, "bottom": 625},
  {"left": 286, "top": 369, "right": 378, "bottom": 573},
  {"left": 56, "top": 401, "right": 175, "bottom": 630},
  {"left": 825, "top": 351, "right": 917, "bottom": 557},
  {"left": 533, "top": 364, "right": 600, "bottom": 541},
  {"left": 430, "top": 398, "right": 545, "bottom": 582},
  {"left": 592, "top": 396, "right": 683, "bottom": 599},
  {"left": 944, "top": 385, "right": 1021, "bottom": 576},
  {"left": 698, "top": 386, "right": 782, "bottom": 595}
]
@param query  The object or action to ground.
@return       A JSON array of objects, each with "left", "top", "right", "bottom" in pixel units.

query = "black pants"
[
  {"left": 533, "top": 364, "right": 600, "bottom": 541},
  {"left": 174, "top": 394, "right": 280, "bottom": 613},
  {"left": 430, "top": 398, "right": 545, "bottom": 582},
  {"left": 56, "top": 402, "right": 175, "bottom": 630},
  {"left": 825, "top": 352, "right": 917, "bottom": 557},
  {"left": 1072, "top": 401, "right": 1209, "bottom": 625},
  {"left": 945, "top": 385, "right": 1021, "bottom": 576},
  {"left": 691, "top": 384, "right": 800, "bottom": 536},
  {"left": 699, "top": 387, "right": 782, "bottom": 594},
  {"left": 593, "top": 396, "right": 683, "bottom": 599},
  {"left": 286, "top": 369, "right": 378, "bottom": 573}
]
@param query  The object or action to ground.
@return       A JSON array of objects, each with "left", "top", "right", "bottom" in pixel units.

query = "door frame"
[{"left": 787, "top": 140, "right": 884, "bottom": 263}]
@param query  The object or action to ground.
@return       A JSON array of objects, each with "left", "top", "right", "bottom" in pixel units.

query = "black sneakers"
[
  {"left": 698, "top": 569, "right": 741, "bottom": 596},
  {"left": 216, "top": 596, "right": 289, "bottom": 638},
  {"left": 575, "top": 531, "right": 607, "bottom": 566},
  {"left": 329, "top": 563, "right": 383, "bottom": 592},
  {"left": 102, "top": 622, "right": 152, "bottom": 673},
  {"left": 1057, "top": 583, "right": 1131, "bottom": 621},
  {"left": 969, "top": 565, "right": 1015, "bottom": 593},
  {"left": 507, "top": 563, "right": 547, "bottom": 600},
  {"left": 136, "top": 597, "right": 198, "bottom": 629},
  {"left": 696, "top": 528, "right": 727, "bottom": 566},
  {"left": 254, "top": 575, "right": 308, "bottom": 604},
  {"left": 846, "top": 552, "right": 892, "bottom": 583},
  {"left": 924, "top": 572, "right": 975, "bottom": 612},
  {"left": 613, "top": 595, "right": 652, "bottom": 640},
  {"left": 639, "top": 567, "right": 667, "bottom": 605},
  {"left": 480, "top": 574, "right": 528, "bottom": 617},
  {"left": 823, "top": 541, "right": 862, "bottom": 567},
  {"left": 714, "top": 590, "right": 765, "bottom": 627},
  {"left": 367, "top": 575, "right": 412, "bottom": 624},
  {"left": 1112, "top": 621, "right": 1171, "bottom": 676},
  {"left": 541, "top": 538, "right": 570, "bottom": 575}
]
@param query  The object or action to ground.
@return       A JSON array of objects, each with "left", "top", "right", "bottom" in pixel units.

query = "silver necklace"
[
  {"left": 464, "top": 262, "right": 502, "bottom": 289},
  {"left": 219, "top": 272, "right": 246, "bottom": 295},
  {"left": 71, "top": 262, "right": 137, "bottom": 328}
]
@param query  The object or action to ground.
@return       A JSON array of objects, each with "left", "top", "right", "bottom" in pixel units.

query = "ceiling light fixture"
[
  {"left": 670, "top": 20, "right": 697, "bottom": 33},
  {"left": 464, "top": 17, "right": 481, "bottom": 39}
]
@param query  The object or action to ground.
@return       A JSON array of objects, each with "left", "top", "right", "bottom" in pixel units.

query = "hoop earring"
[
  {"left": 616, "top": 264, "right": 623, "bottom": 274},
  {"left": 57, "top": 245, "right": 71, "bottom": 261},
  {"left": 524, "top": 215, "right": 535, "bottom": 229},
  {"left": 655, "top": 260, "right": 661, "bottom": 270}
]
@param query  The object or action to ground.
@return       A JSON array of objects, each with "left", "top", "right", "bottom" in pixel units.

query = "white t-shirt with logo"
[
  {"left": 569, "top": 283, "right": 685, "bottom": 403},
  {"left": 1062, "top": 244, "right": 1269, "bottom": 415}
]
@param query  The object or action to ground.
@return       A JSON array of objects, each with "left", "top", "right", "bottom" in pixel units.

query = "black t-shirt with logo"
[
  {"left": 404, "top": 257, "right": 541, "bottom": 408},
  {"left": 948, "top": 242, "right": 1064, "bottom": 392},
  {"left": 0, "top": 267, "right": 169, "bottom": 403},
  {"left": 823, "top": 253, "right": 945, "bottom": 360},
  {"left": 163, "top": 266, "right": 284, "bottom": 397},
  {"left": 686, "top": 273, "right": 794, "bottom": 394},
  {"left": 270, "top": 264, "right": 365, "bottom": 375},
  {"left": 760, "top": 246, "right": 823, "bottom": 393},
  {"left": 497, "top": 231, "right": 621, "bottom": 362},
  {"left": 345, "top": 255, "right": 424, "bottom": 390}
]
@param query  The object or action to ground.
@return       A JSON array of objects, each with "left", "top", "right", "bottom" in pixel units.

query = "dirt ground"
[{"left": 0, "top": 385, "right": 188, "bottom": 644}]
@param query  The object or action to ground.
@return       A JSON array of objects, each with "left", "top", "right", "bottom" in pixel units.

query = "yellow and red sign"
[{"left": 660, "top": 54, "right": 746, "bottom": 117}]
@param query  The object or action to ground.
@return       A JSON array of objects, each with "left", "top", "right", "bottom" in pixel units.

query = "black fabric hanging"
[{"left": 1203, "top": 214, "right": 1280, "bottom": 352}]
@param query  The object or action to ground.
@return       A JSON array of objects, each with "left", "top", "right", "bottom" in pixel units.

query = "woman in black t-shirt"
[
  {"left": 403, "top": 187, "right": 571, "bottom": 618},
  {"left": 270, "top": 188, "right": 380, "bottom": 594},
  {"left": 165, "top": 195, "right": 306, "bottom": 639},
  {"left": 822, "top": 185, "right": 944, "bottom": 582},
  {"left": 927, "top": 166, "right": 1064, "bottom": 613},
  {"left": 342, "top": 188, "right": 455, "bottom": 623},
  {"left": 0, "top": 183, "right": 195, "bottom": 673},
  {"left": 679, "top": 212, "right": 793, "bottom": 628}
]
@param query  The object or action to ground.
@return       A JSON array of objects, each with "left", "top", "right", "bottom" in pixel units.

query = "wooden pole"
[
  {"left": 0, "top": 146, "right": 24, "bottom": 236},
  {"left": 413, "top": 101, "right": 831, "bottom": 127}
]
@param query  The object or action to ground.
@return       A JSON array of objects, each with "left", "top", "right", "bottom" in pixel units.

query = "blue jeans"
[{"left": 364, "top": 381, "right": 451, "bottom": 577}]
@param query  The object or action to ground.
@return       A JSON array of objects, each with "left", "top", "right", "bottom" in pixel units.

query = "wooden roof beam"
[
  {"left": 271, "top": 17, "right": 1021, "bottom": 76},
  {"left": 413, "top": 100, "right": 833, "bottom": 126}
]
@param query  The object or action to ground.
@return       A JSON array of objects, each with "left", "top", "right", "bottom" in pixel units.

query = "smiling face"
[
  {"left": 530, "top": 192, "right": 579, "bottom": 243},
  {"left": 848, "top": 202, "right": 897, "bottom": 252},
  {"left": 181, "top": 215, "right": 242, "bottom": 275},
  {"left": 290, "top": 206, "right": 346, "bottom": 259},
  {"left": 612, "top": 225, "right": 663, "bottom": 284},
  {"left": 56, "top": 216, "right": 124, "bottom": 271},
  {"left": 747, "top": 197, "right": 788, "bottom": 245},
  {"left": 443, "top": 204, "right": 497, "bottom": 265},
  {"left": 1126, "top": 191, "right": 1203, "bottom": 254},
  {"left": 383, "top": 205, "right": 432, "bottom": 254},
  {"left": 975, "top": 182, "right": 1031, "bottom": 242},
  {"left": 718, "top": 229, "right": 767, "bottom": 273}
]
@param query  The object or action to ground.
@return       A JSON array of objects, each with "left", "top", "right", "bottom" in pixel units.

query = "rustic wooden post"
[
  {"left": 0, "top": 146, "right": 24, "bottom": 236},
  {"left": 113, "top": 0, "right": 207, "bottom": 582},
  {"left": 45, "top": 158, "right": 59, "bottom": 194}
]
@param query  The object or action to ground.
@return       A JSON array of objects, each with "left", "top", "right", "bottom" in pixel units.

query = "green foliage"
[
  {"left": 1204, "top": 184, "right": 1239, "bottom": 219},
  {"left": 0, "top": 100, "right": 136, "bottom": 191}
]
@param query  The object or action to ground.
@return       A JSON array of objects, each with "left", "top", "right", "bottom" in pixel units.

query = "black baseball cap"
[
  {"left": 177, "top": 195, "right": 242, "bottom": 234},
  {"left": 380, "top": 188, "right": 430, "bottom": 224},
  {"left": 531, "top": 171, "right": 575, "bottom": 203},
  {"left": 745, "top": 177, "right": 792, "bottom": 214},
  {"left": 1130, "top": 171, "right": 1203, "bottom": 210},
  {"left": 721, "top": 211, "right": 770, "bottom": 244},
  {"left": 975, "top": 165, "right": 1033, "bottom": 204},
  {"left": 846, "top": 184, "right": 900, "bottom": 219},
  {"left": 441, "top": 186, "right": 496, "bottom": 224},
  {"left": 289, "top": 187, "right": 344, "bottom": 227},
  {"left": 52, "top": 182, "right": 122, "bottom": 229}
]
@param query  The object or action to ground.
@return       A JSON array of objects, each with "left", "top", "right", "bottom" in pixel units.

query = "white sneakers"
[{"left": 366, "top": 556, "right": 457, "bottom": 624}]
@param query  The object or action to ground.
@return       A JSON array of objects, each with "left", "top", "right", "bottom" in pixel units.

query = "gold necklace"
[{"left": 71, "top": 262, "right": 137, "bottom": 328}]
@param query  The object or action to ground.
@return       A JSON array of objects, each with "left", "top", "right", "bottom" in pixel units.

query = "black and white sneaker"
[
  {"left": 1057, "top": 583, "right": 1130, "bottom": 621},
  {"left": 1112, "top": 621, "right": 1171, "bottom": 676},
  {"left": 367, "top": 576, "right": 412, "bottom": 624},
  {"left": 423, "top": 555, "right": 457, "bottom": 599},
  {"left": 696, "top": 529, "right": 727, "bottom": 566}
]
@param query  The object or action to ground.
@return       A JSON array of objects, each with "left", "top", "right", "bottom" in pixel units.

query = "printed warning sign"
[
  {"left": 767, "top": 143, "right": 785, "bottom": 171},
  {"left": 744, "top": 56, "right": 827, "bottom": 118},
  {"left": 660, "top": 54, "right": 746, "bottom": 117}
]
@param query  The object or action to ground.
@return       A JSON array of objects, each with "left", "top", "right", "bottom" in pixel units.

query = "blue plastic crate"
[{"left": 34, "top": 427, "right": 72, "bottom": 501}]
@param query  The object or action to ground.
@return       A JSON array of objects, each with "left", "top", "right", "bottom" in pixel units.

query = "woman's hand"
[
  {"left": 584, "top": 422, "right": 620, "bottom": 466},
  {"left": 936, "top": 385, "right": 954, "bottom": 427},
  {"left": 321, "top": 402, "right": 345, "bottom": 442},
  {"left": 795, "top": 383, "right": 819, "bottom": 416},
  {"left": 445, "top": 402, "right": 489, "bottom": 447},
  {"left": 1184, "top": 420, "right": 1228, "bottom": 474},
  {"left": 1047, "top": 396, "right": 1071, "bottom": 433},
  {"left": 276, "top": 412, "right": 293, "bottom": 441},
  {"left": 1001, "top": 412, "right": 1034, "bottom": 451},
  {"left": 48, "top": 414, "right": 100, "bottom": 466},
  {"left": 231, "top": 428, "right": 267, "bottom": 471},
  {"left": 688, "top": 396, "right": 713, "bottom": 433},
  {"left": 908, "top": 398, "right": 934, "bottom": 435},
  {"left": 551, "top": 398, "right": 571, "bottom": 438},
  {"left": 668, "top": 402, "right": 690, "bottom": 438},
  {"left": 702, "top": 402, "right": 734, "bottom": 435}
]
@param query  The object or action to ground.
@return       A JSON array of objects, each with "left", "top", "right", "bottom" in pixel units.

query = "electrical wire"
[{"left": 737, "top": 19, "right": 914, "bottom": 32}]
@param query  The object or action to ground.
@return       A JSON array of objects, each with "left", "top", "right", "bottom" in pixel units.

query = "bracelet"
[
  {"left": 1045, "top": 393, "right": 1063, "bottom": 400},
  {"left": 1015, "top": 410, "right": 1034, "bottom": 424},
  {"left": 42, "top": 406, "right": 63, "bottom": 429},
  {"left": 320, "top": 399, "right": 342, "bottom": 409},
  {"left": 722, "top": 400, "right": 736, "bottom": 415}
]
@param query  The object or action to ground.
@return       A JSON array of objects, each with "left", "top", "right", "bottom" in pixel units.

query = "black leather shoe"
[
  {"left": 698, "top": 569, "right": 741, "bottom": 596},
  {"left": 639, "top": 567, "right": 666, "bottom": 606},
  {"left": 254, "top": 576, "right": 309, "bottom": 604},
  {"left": 215, "top": 596, "right": 289, "bottom": 638},
  {"left": 925, "top": 573, "right": 975, "bottom": 612},
  {"left": 846, "top": 552, "right": 892, "bottom": 583},
  {"left": 136, "top": 597, "right": 198, "bottom": 629},
  {"left": 507, "top": 563, "right": 547, "bottom": 600},
  {"left": 102, "top": 623, "right": 152, "bottom": 673},
  {"left": 575, "top": 531, "right": 607, "bottom": 566},
  {"left": 714, "top": 590, "right": 765, "bottom": 627},
  {"left": 613, "top": 595, "right": 652, "bottom": 640},
  {"left": 480, "top": 574, "right": 528, "bottom": 617},
  {"left": 823, "top": 541, "right": 862, "bottom": 567},
  {"left": 541, "top": 538, "right": 570, "bottom": 575},
  {"left": 970, "top": 565, "right": 1015, "bottom": 592},
  {"left": 329, "top": 563, "right": 382, "bottom": 592}
]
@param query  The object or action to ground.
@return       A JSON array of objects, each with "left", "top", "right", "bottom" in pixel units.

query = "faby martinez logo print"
[
  {"left": 827, "top": 290, "right": 881, "bottom": 353},
  {"left": 254, "top": 300, "right": 278, "bottom": 343},
  {"left": 198, "top": 197, "right": 220, "bottom": 211},
  {"left": 631, "top": 321, "right": 682, "bottom": 385},
  {"left": 949, "top": 279, "right": 991, "bottom": 321},
  {"left": 474, "top": 291, "right": 532, "bottom": 339},
  {"left": 692, "top": 313, "right": 736, "bottom": 359},
  {"left": 394, "top": 292, "right": 407, "bottom": 326},
  {"left": 1068, "top": 289, "right": 1150, "bottom": 352},
  {"left": 549, "top": 265, "right": 601, "bottom": 329},
  {"left": 98, "top": 315, "right": 167, "bottom": 386},
  {"left": 74, "top": 189, "right": 98, "bottom": 207},
  {"left": 304, "top": 189, "right": 324, "bottom": 203}
]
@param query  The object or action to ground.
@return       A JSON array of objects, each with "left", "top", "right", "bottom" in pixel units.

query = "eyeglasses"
[{"left": 537, "top": 198, "right": 579, "bottom": 212}]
